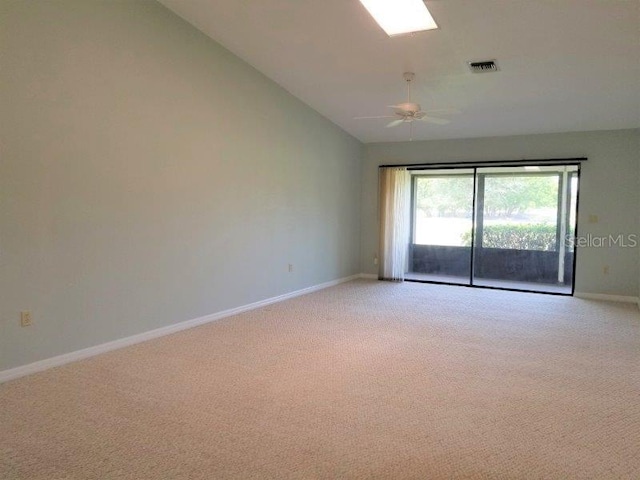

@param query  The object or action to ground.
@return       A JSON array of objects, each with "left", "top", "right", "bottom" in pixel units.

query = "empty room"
[{"left": 1, "top": 1, "right": 639, "bottom": 478}]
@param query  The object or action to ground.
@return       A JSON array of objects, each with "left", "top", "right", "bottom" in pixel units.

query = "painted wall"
[
  {"left": 361, "top": 129, "right": 640, "bottom": 297},
  {"left": 0, "top": 0, "right": 363, "bottom": 371}
]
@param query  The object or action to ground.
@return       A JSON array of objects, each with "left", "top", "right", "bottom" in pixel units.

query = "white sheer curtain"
[{"left": 379, "top": 167, "right": 411, "bottom": 281}]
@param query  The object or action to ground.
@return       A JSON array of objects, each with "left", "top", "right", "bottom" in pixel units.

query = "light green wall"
[
  {"left": 0, "top": 0, "right": 363, "bottom": 371},
  {"left": 361, "top": 129, "right": 640, "bottom": 296}
]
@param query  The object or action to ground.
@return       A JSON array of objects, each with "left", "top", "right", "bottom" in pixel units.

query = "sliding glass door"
[
  {"left": 410, "top": 169, "right": 474, "bottom": 285},
  {"left": 472, "top": 166, "right": 578, "bottom": 293},
  {"left": 406, "top": 164, "right": 579, "bottom": 294}
]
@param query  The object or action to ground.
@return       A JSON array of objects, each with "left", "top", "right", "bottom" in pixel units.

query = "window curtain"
[{"left": 379, "top": 167, "right": 411, "bottom": 281}]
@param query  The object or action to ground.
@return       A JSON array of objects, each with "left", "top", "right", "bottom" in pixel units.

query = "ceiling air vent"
[{"left": 468, "top": 60, "right": 499, "bottom": 73}]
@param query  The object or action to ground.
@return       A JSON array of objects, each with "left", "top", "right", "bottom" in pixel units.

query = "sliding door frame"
[{"left": 400, "top": 160, "right": 582, "bottom": 296}]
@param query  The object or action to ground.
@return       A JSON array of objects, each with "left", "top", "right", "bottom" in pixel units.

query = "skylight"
[{"left": 358, "top": 0, "right": 438, "bottom": 36}]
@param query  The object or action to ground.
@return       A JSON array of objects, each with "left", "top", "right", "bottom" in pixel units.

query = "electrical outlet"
[
  {"left": 20, "top": 311, "right": 32, "bottom": 327},
  {"left": 588, "top": 214, "right": 599, "bottom": 224},
  {"left": 373, "top": 255, "right": 378, "bottom": 265},
  {"left": 603, "top": 265, "right": 610, "bottom": 275},
  {"left": 288, "top": 263, "right": 293, "bottom": 273}
]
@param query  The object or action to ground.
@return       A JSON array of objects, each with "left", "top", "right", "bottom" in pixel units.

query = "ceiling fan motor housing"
[{"left": 395, "top": 102, "right": 421, "bottom": 114}]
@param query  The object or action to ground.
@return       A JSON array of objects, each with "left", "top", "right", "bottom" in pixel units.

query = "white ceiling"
[{"left": 159, "top": 0, "right": 640, "bottom": 143}]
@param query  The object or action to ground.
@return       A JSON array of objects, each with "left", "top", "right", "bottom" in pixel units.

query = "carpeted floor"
[{"left": 1, "top": 279, "right": 639, "bottom": 479}]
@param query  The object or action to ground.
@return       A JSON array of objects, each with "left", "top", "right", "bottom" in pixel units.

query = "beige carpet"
[{"left": 1, "top": 280, "right": 639, "bottom": 479}]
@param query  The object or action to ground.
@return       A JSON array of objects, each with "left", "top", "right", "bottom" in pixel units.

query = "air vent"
[{"left": 468, "top": 60, "right": 499, "bottom": 73}]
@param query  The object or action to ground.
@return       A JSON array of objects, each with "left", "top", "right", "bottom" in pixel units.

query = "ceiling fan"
[{"left": 354, "top": 72, "right": 456, "bottom": 140}]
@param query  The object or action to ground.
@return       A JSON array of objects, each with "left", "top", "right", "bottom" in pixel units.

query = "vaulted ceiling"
[{"left": 159, "top": 0, "right": 640, "bottom": 143}]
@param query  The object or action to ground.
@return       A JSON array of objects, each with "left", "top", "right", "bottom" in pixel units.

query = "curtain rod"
[{"left": 378, "top": 158, "right": 587, "bottom": 169}]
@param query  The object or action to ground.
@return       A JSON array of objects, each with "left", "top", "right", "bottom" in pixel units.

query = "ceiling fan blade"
[
  {"left": 419, "top": 116, "right": 451, "bottom": 125},
  {"left": 353, "top": 115, "right": 396, "bottom": 120},
  {"left": 386, "top": 119, "right": 405, "bottom": 128}
]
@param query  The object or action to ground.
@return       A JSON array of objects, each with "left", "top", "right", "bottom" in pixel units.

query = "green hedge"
[{"left": 461, "top": 224, "right": 556, "bottom": 251}]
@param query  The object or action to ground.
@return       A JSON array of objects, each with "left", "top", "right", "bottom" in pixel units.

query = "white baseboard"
[
  {"left": 574, "top": 292, "right": 640, "bottom": 304},
  {"left": 0, "top": 274, "right": 361, "bottom": 384}
]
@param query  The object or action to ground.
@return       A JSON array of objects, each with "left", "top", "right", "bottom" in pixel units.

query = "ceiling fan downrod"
[{"left": 403, "top": 72, "right": 415, "bottom": 102}]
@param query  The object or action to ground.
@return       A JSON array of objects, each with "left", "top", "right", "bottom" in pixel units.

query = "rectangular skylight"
[{"left": 359, "top": 0, "right": 438, "bottom": 36}]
